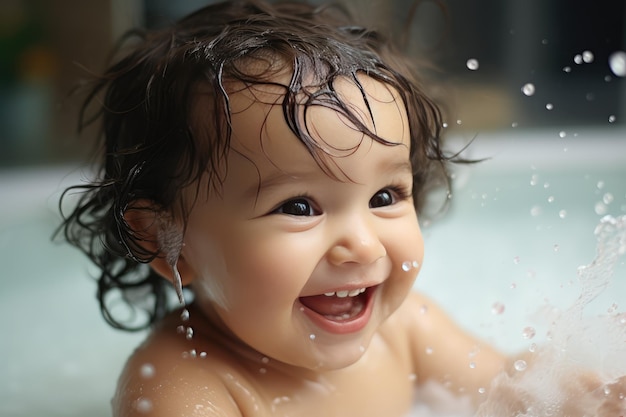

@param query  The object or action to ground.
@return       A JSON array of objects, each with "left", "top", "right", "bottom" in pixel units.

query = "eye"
[
  {"left": 275, "top": 198, "right": 317, "bottom": 216},
  {"left": 369, "top": 189, "right": 394, "bottom": 208}
]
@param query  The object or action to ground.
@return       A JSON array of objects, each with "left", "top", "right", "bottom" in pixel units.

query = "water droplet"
[
  {"left": 604, "top": 193, "right": 615, "bottom": 205},
  {"left": 563, "top": 66, "right": 572, "bottom": 73},
  {"left": 402, "top": 261, "right": 412, "bottom": 271},
  {"left": 180, "top": 309, "right": 190, "bottom": 322},
  {"left": 608, "top": 51, "right": 626, "bottom": 77},
  {"left": 491, "top": 302, "right": 505, "bottom": 315},
  {"left": 522, "top": 326, "right": 536, "bottom": 339},
  {"left": 261, "top": 356, "right": 270, "bottom": 364},
  {"left": 413, "top": 261, "right": 420, "bottom": 268},
  {"left": 597, "top": 181, "right": 605, "bottom": 190},
  {"left": 176, "top": 325, "right": 185, "bottom": 334},
  {"left": 603, "top": 385, "right": 611, "bottom": 396},
  {"left": 559, "top": 131, "right": 567, "bottom": 138},
  {"left": 582, "top": 50, "right": 594, "bottom": 63},
  {"left": 442, "top": 122, "right": 448, "bottom": 128},
  {"left": 456, "top": 119, "right": 463, "bottom": 125},
  {"left": 309, "top": 334, "right": 316, "bottom": 340},
  {"left": 541, "top": 39, "right": 548, "bottom": 45},
  {"left": 186, "top": 327, "right": 194, "bottom": 340},
  {"left": 466, "top": 58, "right": 479, "bottom": 70},
  {"left": 521, "top": 83, "right": 536, "bottom": 96},
  {"left": 529, "top": 343, "right": 537, "bottom": 353},
  {"left": 548, "top": 196, "right": 555, "bottom": 203},
  {"left": 511, "top": 122, "right": 519, "bottom": 128},
  {"left": 469, "top": 361, "right": 476, "bottom": 369},
  {"left": 530, "top": 174, "right": 539, "bottom": 186},
  {"left": 605, "top": 75, "right": 612, "bottom": 82},
  {"left": 595, "top": 202, "right": 608, "bottom": 215},
  {"left": 545, "top": 103, "right": 554, "bottom": 110},
  {"left": 609, "top": 115, "right": 616, "bottom": 123},
  {"left": 574, "top": 54, "right": 583, "bottom": 64},
  {"left": 543, "top": 182, "right": 550, "bottom": 189},
  {"left": 478, "top": 387, "right": 486, "bottom": 394},
  {"left": 514, "top": 359, "right": 527, "bottom": 371},
  {"left": 140, "top": 363, "right": 155, "bottom": 379},
  {"left": 135, "top": 397, "right": 153, "bottom": 413},
  {"left": 559, "top": 210, "right": 567, "bottom": 219},
  {"left": 530, "top": 205, "right": 542, "bottom": 216},
  {"left": 259, "top": 367, "right": 267, "bottom": 374}
]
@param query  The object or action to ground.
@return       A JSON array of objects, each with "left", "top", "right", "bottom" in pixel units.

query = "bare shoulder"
[
  {"left": 394, "top": 291, "right": 506, "bottom": 399},
  {"left": 112, "top": 314, "right": 246, "bottom": 417}
]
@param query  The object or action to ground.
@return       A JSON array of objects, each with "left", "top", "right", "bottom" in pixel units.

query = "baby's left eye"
[{"left": 369, "top": 189, "right": 394, "bottom": 208}]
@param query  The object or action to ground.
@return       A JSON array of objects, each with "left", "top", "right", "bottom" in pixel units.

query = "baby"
[{"left": 59, "top": 1, "right": 622, "bottom": 416}]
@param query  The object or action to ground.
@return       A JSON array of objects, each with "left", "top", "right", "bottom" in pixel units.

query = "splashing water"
[
  {"left": 474, "top": 215, "right": 626, "bottom": 417},
  {"left": 408, "top": 216, "right": 626, "bottom": 417}
]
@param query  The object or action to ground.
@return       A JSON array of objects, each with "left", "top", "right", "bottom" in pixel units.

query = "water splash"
[{"left": 475, "top": 215, "right": 626, "bottom": 417}]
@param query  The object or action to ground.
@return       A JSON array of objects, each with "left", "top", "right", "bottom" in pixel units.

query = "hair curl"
[{"left": 59, "top": 0, "right": 456, "bottom": 331}]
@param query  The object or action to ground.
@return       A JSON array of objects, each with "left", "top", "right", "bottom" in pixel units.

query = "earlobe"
[{"left": 124, "top": 201, "right": 196, "bottom": 303}]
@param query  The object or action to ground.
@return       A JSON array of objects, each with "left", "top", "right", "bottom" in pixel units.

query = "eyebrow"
[{"left": 246, "top": 156, "right": 412, "bottom": 200}]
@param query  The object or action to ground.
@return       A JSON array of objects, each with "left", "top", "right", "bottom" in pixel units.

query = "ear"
[{"left": 123, "top": 200, "right": 197, "bottom": 287}]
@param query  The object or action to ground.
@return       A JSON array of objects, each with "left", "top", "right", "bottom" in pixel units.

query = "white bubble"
[
  {"left": 466, "top": 58, "right": 480, "bottom": 70},
  {"left": 180, "top": 308, "right": 190, "bottom": 322},
  {"left": 514, "top": 359, "right": 528, "bottom": 371},
  {"left": 402, "top": 261, "right": 412, "bottom": 272},
  {"left": 469, "top": 361, "right": 476, "bottom": 369},
  {"left": 545, "top": 103, "right": 554, "bottom": 110},
  {"left": 559, "top": 210, "right": 567, "bottom": 219},
  {"left": 139, "top": 363, "right": 155, "bottom": 379},
  {"left": 609, "top": 115, "right": 616, "bottom": 123},
  {"left": 608, "top": 51, "right": 626, "bottom": 77},
  {"left": 574, "top": 54, "right": 583, "bottom": 64},
  {"left": 595, "top": 202, "right": 608, "bottom": 215},
  {"left": 558, "top": 131, "right": 566, "bottom": 138},
  {"left": 522, "top": 326, "right": 536, "bottom": 339},
  {"left": 309, "top": 334, "right": 316, "bottom": 340},
  {"left": 491, "top": 302, "right": 505, "bottom": 315},
  {"left": 511, "top": 122, "right": 519, "bottom": 128},
  {"left": 521, "top": 83, "right": 536, "bottom": 96},
  {"left": 135, "top": 397, "right": 153, "bottom": 413},
  {"left": 582, "top": 50, "right": 594, "bottom": 63},
  {"left": 563, "top": 66, "right": 572, "bottom": 73},
  {"left": 530, "top": 205, "right": 542, "bottom": 217},
  {"left": 603, "top": 193, "right": 614, "bottom": 204}
]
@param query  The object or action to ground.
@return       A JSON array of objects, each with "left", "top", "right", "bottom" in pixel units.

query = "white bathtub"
[{"left": 1, "top": 127, "right": 625, "bottom": 416}]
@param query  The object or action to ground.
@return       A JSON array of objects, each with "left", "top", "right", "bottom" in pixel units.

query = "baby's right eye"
[{"left": 274, "top": 198, "right": 318, "bottom": 216}]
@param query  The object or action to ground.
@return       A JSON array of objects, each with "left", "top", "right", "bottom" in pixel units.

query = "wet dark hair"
[{"left": 59, "top": 0, "right": 455, "bottom": 331}]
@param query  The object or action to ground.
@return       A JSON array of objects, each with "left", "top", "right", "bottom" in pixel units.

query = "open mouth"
[{"left": 298, "top": 286, "right": 376, "bottom": 334}]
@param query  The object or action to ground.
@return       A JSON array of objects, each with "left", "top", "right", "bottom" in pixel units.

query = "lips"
[{"left": 298, "top": 286, "right": 375, "bottom": 334}]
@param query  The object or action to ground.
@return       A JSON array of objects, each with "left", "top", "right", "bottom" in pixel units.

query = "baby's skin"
[{"left": 115, "top": 74, "right": 507, "bottom": 417}]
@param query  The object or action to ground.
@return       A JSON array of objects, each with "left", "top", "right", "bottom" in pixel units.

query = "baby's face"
[{"left": 182, "top": 75, "right": 424, "bottom": 370}]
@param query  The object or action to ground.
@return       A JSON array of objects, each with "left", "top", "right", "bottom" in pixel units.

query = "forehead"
[{"left": 226, "top": 74, "right": 410, "bottom": 160}]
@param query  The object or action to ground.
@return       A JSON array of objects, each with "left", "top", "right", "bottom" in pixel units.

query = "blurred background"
[{"left": 0, "top": 0, "right": 624, "bottom": 168}]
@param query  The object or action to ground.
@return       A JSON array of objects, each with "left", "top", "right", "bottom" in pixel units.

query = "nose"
[{"left": 326, "top": 212, "right": 386, "bottom": 266}]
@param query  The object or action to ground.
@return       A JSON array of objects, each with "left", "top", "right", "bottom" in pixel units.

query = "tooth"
[
  {"left": 348, "top": 289, "right": 361, "bottom": 297},
  {"left": 360, "top": 288, "right": 366, "bottom": 294},
  {"left": 336, "top": 290, "right": 349, "bottom": 298},
  {"left": 324, "top": 292, "right": 335, "bottom": 297}
]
